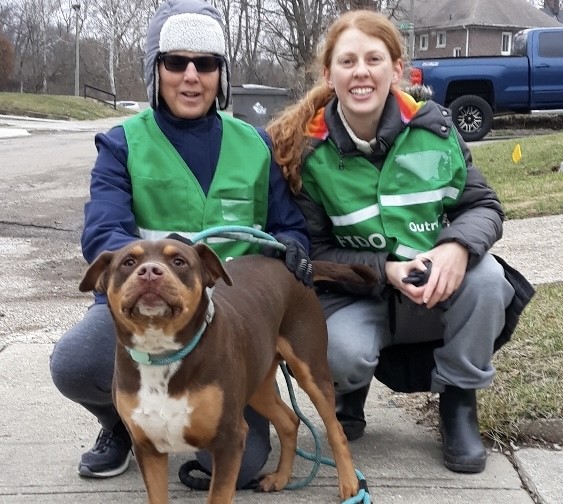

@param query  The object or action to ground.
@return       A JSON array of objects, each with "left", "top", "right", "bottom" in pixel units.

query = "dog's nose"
[{"left": 137, "top": 263, "right": 164, "bottom": 281}]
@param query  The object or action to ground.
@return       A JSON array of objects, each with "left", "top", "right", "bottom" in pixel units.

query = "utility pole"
[
  {"left": 72, "top": 3, "right": 81, "bottom": 97},
  {"left": 410, "top": 0, "right": 415, "bottom": 59}
]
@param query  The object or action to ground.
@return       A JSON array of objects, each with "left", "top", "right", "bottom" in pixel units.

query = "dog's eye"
[
  {"left": 123, "top": 258, "right": 136, "bottom": 267},
  {"left": 172, "top": 257, "right": 186, "bottom": 267}
]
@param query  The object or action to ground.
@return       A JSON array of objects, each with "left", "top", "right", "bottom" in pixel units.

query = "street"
[
  {"left": 0, "top": 130, "right": 97, "bottom": 230},
  {"left": 0, "top": 130, "right": 98, "bottom": 350}
]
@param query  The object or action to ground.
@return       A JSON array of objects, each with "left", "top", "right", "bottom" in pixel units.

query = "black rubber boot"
[
  {"left": 439, "top": 386, "right": 487, "bottom": 473},
  {"left": 336, "top": 383, "right": 370, "bottom": 441}
]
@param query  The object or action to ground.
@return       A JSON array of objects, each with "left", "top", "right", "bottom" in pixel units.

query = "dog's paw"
[
  {"left": 339, "top": 479, "right": 361, "bottom": 500},
  {"left": 255, "top": 472, "right": 288, "bottom": 493}
]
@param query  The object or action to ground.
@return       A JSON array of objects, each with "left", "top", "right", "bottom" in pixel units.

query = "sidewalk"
[{"left": 0, "top": 343, "right": 548, "bottom": 504}]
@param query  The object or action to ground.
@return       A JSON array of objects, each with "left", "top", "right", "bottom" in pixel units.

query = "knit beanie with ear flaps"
[{"left": 144, "top": 0, "right": 231, "bottom": 110}]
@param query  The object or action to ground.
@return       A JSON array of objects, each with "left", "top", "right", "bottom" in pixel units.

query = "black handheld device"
[{"left": 402, "top": 259, "right": 432, "bottom": 287}]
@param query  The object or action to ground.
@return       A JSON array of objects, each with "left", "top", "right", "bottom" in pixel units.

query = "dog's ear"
[
  {"left": 193, "top": 243, "right": 233, "bottom": 287},
  {"left": 312, "top": 261, "right": 379, "bottom": 286},
  {"left": 79, "top": 251, "right": 115, "bottom": 293}
]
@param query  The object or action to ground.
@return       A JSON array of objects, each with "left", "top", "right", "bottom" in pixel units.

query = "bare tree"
[
  {"left": 237, "top": 0, "right": 265, "bottom": 81},
  {"left": 0, "top": 0, "right": 418, "bottom": 98},
  {"left": 335, "top": 0, "right": 409, "bottom": 18},
  {"left": 256, "top": 0, "right": 409, "bottom": 92},
  {"left": 87, "top": 0, "right": 151, "bottom": 95},
  {"left": 210, "top": 0, "right": 268, "bottom": 84},
  {"left": 335, "top": 0, "right": 385, "bottom": 10},
  {"left": 6, "top": 0, "right": 65, "bottom": 92},
  {"left": 258, "top": 0, "right": 332, "bottom": 91},
  {"left": 0, "top": 32, "right": 15, "bottom": 89}
]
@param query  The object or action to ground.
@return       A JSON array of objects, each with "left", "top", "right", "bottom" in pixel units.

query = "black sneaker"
[{"left": 78, "top": 421, "right": 132, "bottom": 478}]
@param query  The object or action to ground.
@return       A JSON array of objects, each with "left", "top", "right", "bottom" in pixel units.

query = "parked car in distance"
[
  {"left": 409, "top": 27, "right": 563, "bottom": 141},
  {"left": 116, "top": 100, "right": 141, "bottom": 112}
]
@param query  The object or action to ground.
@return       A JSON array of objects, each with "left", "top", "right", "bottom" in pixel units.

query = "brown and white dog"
[{"left": 79, "top": 239, "right": 377, "bottom": 504}]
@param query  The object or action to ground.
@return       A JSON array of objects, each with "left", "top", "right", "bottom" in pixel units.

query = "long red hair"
[{"left": 267, "top": 10, "right": 404, "bottom": 193}]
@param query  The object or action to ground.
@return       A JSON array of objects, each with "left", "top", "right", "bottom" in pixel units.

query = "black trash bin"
[{"left": 231, "top": 85, "right": 290, "bottom": 127}]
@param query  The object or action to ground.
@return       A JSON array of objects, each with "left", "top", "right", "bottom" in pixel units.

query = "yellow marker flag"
[{"left": 512, "top": 143, "right": 522, "bottom": 163}]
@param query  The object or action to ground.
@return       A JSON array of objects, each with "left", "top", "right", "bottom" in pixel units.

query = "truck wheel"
[{"left": 449, "top": 95, "right": 493, "bottom": 142}]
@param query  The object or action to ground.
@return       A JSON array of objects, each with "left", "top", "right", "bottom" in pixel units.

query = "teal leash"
[
  {"left": 190, "top": 226, "right": 371, "bottom": 503},
  {"left": 191, "top": 225, "right": 286, "bottom": 253},
  {"left": 280, "top": 363, "right": 371, "bottom": 504}
]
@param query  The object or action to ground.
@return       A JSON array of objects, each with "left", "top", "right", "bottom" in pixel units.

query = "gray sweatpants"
[
  {"left": 326, "top": 253, "right": 515, "bottom": 394},
  {"left": 49, "top": 303, "right": 271, "bottom": 488}
]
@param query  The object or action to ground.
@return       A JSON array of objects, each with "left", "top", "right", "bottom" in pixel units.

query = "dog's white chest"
[{"left": 131, "top": 364, "right": 197, "bottom": 454}]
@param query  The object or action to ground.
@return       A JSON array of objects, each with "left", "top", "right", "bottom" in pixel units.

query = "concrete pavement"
[
  {"left": 0, "top": 114, "right": 562, "bottom": 503},
  {"left": 0, "top": 342, "right": 547, "bottom": 504}
]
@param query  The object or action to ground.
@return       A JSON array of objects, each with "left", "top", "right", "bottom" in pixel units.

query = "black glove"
[{"left": 264, "top": 237, "right": 314, "bottom": 288}]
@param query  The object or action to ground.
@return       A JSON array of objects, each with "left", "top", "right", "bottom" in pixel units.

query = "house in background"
[{"left": 398, "top": 0, "right": 561, "bottom": 59}]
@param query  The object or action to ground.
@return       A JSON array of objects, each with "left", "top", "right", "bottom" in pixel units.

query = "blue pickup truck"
[{"left": 409, "top": 27, "right": 563, "bottom": 141}]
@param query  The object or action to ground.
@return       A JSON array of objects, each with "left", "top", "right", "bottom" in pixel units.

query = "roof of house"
[
  {"left": 539, "top": 6, "right": 563, "bottom": 23},
  {"left": 406, "top": 0, "right": 562, "bottom": 30}
]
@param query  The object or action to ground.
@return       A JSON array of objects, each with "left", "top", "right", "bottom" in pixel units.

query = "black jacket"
[{"left": 297, "top": 94, "right": 535, "bottom": 392}]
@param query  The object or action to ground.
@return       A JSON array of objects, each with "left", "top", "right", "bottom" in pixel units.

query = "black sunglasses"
[{"left": 159, "top": 54, "right": 222, "bottom": 73}]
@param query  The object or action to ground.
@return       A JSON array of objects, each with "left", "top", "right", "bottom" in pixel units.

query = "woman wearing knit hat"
[{"left": 50, "top": 0, "right": 311, "bottom": 489}]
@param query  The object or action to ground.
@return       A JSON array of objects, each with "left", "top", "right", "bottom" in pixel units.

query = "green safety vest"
[
  {"left": 122, "top": 109, "right": 270, "bottom": 260},
  {"left": 302, "top": 126, "right": 467, "bottom": 260}
]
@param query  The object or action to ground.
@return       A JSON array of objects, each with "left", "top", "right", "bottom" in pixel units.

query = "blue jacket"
[{"left": 82, "top": 104, "right": 309, "bottom": 303}]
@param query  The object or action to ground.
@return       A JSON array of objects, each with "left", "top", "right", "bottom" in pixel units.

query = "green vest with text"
[
  {"left": 302, "top": 127, "right": 467, "bottom": 260},
  {"left": 122, "top": 109, "right": 270, "bottom": 260}
]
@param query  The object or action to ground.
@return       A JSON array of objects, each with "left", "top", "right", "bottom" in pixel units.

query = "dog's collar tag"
[{"left": 128, "top": 348, "right": 152, "bottom": 365}]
